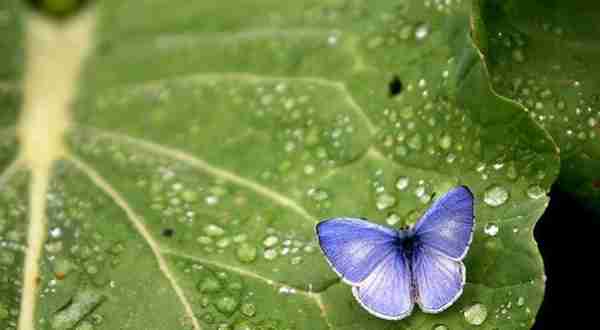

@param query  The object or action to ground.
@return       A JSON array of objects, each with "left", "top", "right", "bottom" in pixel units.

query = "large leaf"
[
  {"left": 1, "top": 1, "right": 559, "bottom": 330},
  {"left": 472, "top": 0, "right": 600, "bottom": 212}
]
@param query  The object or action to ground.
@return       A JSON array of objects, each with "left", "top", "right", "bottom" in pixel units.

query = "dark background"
[{"left": 532, "top": 185, "right": 596, "bottom": 329}]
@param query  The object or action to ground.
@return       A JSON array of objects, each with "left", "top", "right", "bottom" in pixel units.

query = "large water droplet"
[
  {"left": 463, "top": 303, "right": 488, "bottom": 325},
  {"left": 215, "top": 296, "right": 239, "bottom": 315},
  {"left": 526, "top": 185, "right": 545, "bottom": 199},
  {"left": 483, "top": 185, "right": 509, "bottom": 207},
  {"left": 51, "top": 290, "right": 106, "bottom": 329},
  {"left": 197, "top": 276, "right": 222, "bottom": 293}
]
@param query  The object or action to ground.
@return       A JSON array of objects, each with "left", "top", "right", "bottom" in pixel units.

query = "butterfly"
[{"left": 316, "top": 186, "right": 474, "bottom": 320}]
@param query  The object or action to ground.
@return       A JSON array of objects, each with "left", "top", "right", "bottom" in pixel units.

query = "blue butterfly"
[{"left": 316, "top": 186, "right": 474, "bottom": 320}]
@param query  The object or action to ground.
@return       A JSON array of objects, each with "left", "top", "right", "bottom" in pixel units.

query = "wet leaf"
[
  {"left": 2, "top": 1, "right": 558, "bottom": 329},
  {"left": 473, "top": 0, "right": 600, "bottom": 213}
]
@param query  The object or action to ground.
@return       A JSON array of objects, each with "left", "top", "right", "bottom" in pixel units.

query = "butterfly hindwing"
[
  {"left": 413, "top": 186, "right": 475, "bottom": 260},
  {"left": 352, "top": 250, "right": 414, "bottom": 320},
  {"left": 412, "top": 244, "right": 465, "bottom": 313},
  {"left": 316, "top": 217, "right": 399, "bottom": 285}
]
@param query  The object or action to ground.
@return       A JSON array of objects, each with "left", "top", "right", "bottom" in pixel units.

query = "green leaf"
[
  {"left": 1, "top": 1, "right": 559, "bottom": 330},
  {"left": 472, "top": 0, "right": 600, "bottom": 212}
]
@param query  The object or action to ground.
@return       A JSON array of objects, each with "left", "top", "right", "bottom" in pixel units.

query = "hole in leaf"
[
  {"left": 162, "top": 228, "right": 175, "bottom": 238},
  {"left": 388, "top": 75, "right": 403, "bottom": 97}
]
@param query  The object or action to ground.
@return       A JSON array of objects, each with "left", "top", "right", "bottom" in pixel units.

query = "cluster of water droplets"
[
  {"left": 0, "top": 171, "right": 28, "bottom": 330},
  {"left": 489, "top": 22, "right": 600, "bottom": 153}
]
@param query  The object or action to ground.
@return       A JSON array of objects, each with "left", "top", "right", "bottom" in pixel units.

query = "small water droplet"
[
  {"left": 395, "top": 176, "right": 409, "bottom": 190},
  {"left": 483, "top": 185, "right": 509, "bottom": 207},
  {"left": 439, "top": 135, "right": 452, "bottom": 150},
  {"left": 463, "top": 303, "right": 488, "bottom": 325},
  {"left": 236, "top": 243, "right": 257, "bottom": 263},
  {"left": 517, "top": 296, "right": 525, "bottom": 306},
  {"left": 204, "top": 224, "right": 225, "bottom": 237},
  {"left": 376, "top": 194, "right": 396, "bottom": 210},
  {"left": 307, "top": 188, "right": 329, "bottom": 201},
  {"left": 263, "top": 236, "right": 279, "bottom": 248},
  {"left": 526, "top": 185, "right": 545, "bottom": 199},
  {"left": 484, "top": 223, "right": 499, "bottom": 237},
  {"left": 291, "top": 256, "right": 303, "bottom": 265},
  {"left": 263, "top": 249, "right": 278, "bottom": 260},
  {"left": 414, "top": 23, "right": 430, "bottom": 40},
  {"left": 432, "top": 325, "right": 449, "bottom": 330}
]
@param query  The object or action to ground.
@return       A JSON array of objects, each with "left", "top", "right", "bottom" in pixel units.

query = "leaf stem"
[{"left": 16, "top": 9, "right": 95, "bottom": 330}]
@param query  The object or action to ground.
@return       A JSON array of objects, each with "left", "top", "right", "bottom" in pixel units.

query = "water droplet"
[
  {"left": 307, "top": 188, "right": 329, "bottom": 201},
  {"left": 526, "top": 185, "right": 545, "bottom": 199},
  {"left": 483, "top": 185, "right": 509, "bottom": 207},
  {"left": 263, "top": 249, "right": 278, "bottom": 260},
  {"left": 439, "top": 135, "right": 452, "bottom": 150},
  {"left": 432, "top": 325, "right": 449, "bottom": 330},
  {"left": 517, "top": 296, "right": 525, "bottom": 306},
  {"left": 216, "top": 237, "right": 231, "bottom": 248},
  {"left": 376, "top": 194, "right": 396, "bottom": 210},
  {"left": 215, "top": 296, "right": 239, "bottom": 315},
  {"left": 291, "top": 256, "right": 303, "bottom": 265},
  {"left": 414, "top": 23, "right": 430, "bottom": 40},
  {"left": 395, "top": 176, "right": 409, "bottom": 190},
  {"left": 263, "top": 236, "right": 279, "bottom": 248},
  {"left": 463, "top": 303, "right": 488, "bottom": 325},
  {"left": 236, "top": 243, "right": 257, "bottom": 263},
  {"left": 484, "top": 223, "right": 499, "bottom": 237},
  {"left": 51, "top": 290, "right": 106, "bottom": 330},
  {"left": 204, "top": 224, "right": 225, "bottom": 237},
  {"left": 386, "top": 213, "right": 401, "bottom": 226},
  {"left": 241, "top": 303, "right": 256, "bottom": 317},
  {"left": 197, "top": 277, "right": 222, "bottom": 293}
]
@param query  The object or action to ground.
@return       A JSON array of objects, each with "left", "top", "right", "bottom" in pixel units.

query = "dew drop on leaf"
[
  {"left": 204, "top": 224, "right": 226, "bottom": 237},
  {"left": 215, "top": 296, "right": 239, "bottom": 315},
  {"left": 386, "top": 213, "right": 401, "bottom": 226},
  {"left": 463, "top": 303, "right": 488, "bottom": 325},
  {"left": 236, "top": 243, "right": 257, "bottom": 263},
  {"left": 197, "top": 277, "right": 222, "bottom": 293},
  {"left": 483, "top": 185, "right": 509, "bottom": 207},
  {"left": 432, "top": 325, "right": 449, "bottom": 330},
  {"left": 395, "top": 176, "right": 409, "bottom": 190},
  {"left": 376, "top": 193, "right": 396, "bottom": 210},
  {"left": 526, "top": 185, "right": 545, "bottom": 199},
  {"left": 241, "top": 303, "right": 256, "bottom": 317},
  {"left": 484, "top": 223, "right": 499, "bottom": 237}
]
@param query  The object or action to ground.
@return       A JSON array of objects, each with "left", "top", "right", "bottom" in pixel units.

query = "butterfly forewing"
[
  {"left": 316, "top": 217, "right": 399, "bottom": 285},
  {"left": 413, "top": 186, "right": 475, "bottom": 260},
  {"left": 352, "top": 250, "right": 414, "bottom": 320},
  {"left": 412, "top": 245, "right": 465, "bottom": 313}
]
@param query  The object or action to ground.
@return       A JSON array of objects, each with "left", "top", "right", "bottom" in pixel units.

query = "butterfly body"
[{"left": 316, "top": 186, "right": 474, "bottom": 320}]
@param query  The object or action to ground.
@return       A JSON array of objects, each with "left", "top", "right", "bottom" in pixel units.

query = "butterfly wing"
[
  {"left": 412, "top": 244, "right": 465, "bottom": 313},
  {"left": 413, "top": 185, "right": 474, "bottom": 260},
  {"left": 316, "top": 217, "right": 399, "bottom": 285},
  {"left": 352, "top": 250, "right": 414, "bottom": 320}
]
